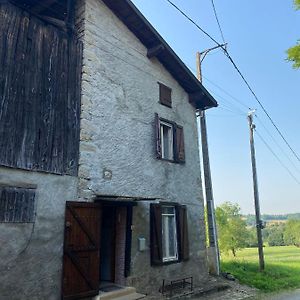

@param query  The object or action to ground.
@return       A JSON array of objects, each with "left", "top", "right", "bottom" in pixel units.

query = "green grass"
[{"left": 221, "top": 246, "right": 300, "bottom": 292}]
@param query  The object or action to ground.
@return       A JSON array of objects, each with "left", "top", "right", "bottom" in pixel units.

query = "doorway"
[
  {"left": 100, "top": 205, "right": 128, "bottom": 286},
  {"left": 100, "top": 206, "right": 116, "bottom": 282}
]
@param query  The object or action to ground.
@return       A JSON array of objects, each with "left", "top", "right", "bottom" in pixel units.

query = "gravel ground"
[{"left": 191, "top": 278, "right": 257, "bottom": 300}]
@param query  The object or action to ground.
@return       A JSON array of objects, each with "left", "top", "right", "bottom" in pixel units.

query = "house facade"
[{"left": 0, "top": 0, "right": 217, "bottom": 299}]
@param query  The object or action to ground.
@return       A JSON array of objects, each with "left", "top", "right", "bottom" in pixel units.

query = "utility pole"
[
  {"left": 196, "top": 44, "right": 226, "bottom": 275},
  {"left": 248, "top": 111, "right": 265, "bottom": 271}
]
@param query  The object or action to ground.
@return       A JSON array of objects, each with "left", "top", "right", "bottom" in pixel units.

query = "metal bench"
[{"left": 160, "top": 276, "right": 193, "bottom": 298}]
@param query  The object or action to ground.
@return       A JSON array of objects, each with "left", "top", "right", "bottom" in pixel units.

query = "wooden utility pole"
[
  {"left": 196, "top": 45, "right": 226, "bottom": 275},
  {"left": 248, "top": 111, "right": 265, "bottom": 271}
]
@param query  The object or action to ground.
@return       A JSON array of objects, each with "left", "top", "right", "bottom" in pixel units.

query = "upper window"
[
  {"left": 150, "top": 203, "right": 189, "bottom": 265},
  {"left": 155, "top": 114, "right": 185, "bottom": 163},
  {"left": 160, "top": 120, "right": 174, "bottom": 160},
  {"left": 159, "top": 83, "right": 172, "bottom": 108}
]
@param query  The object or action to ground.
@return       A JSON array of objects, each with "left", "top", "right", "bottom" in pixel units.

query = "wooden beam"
[
  {"left": 147, "top": 44, "right": 165, "bottom": 58},
  {"left": 189, "top": 91, "right": 206, "bottom": 109},
  {"left": 38, "top": 15, "right": 67, "bottom": 31},
  {"left": 66, "top": 0, "right": 75, "bottom": 33},
  {"left": 31, "top": 0, "right": 57, "bottom": 14}
]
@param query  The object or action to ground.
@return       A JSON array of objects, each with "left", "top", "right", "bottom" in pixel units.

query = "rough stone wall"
[
  {"left": 79, "top": 0, "right": 209, "bottom": 296},
  {"left": 0, "top": 167, "right": 78, "bottom": 300}
]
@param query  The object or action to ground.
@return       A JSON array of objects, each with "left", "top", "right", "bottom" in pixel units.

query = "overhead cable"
[
  {"left": 165, "top": 0, "right": 300, "bottom": 163},
  {"left": 211, "top": 0, "right": 226, "bottom": 44},
  {"left": 255, "top": 130, "right": 300, "bottom": 186}
]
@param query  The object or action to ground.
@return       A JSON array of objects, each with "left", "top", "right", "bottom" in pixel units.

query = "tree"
[
  {"left": 246, "top": 227, "right": 258, "bottom": 248},
  {"left": 266, "top": 224, "right": 285, "bottom": 246},
  {"left": 284, "top": 219, "right": 300, "bottom": 246},
  {"left": 287, "top": 0, "right": 300, "bottom": 68},
  {"left": 215, "top": 202, "right": 249, "bottom": 256}
]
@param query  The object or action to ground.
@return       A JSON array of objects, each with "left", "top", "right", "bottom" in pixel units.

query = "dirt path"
[{"left": 261, "top": 289, "right": 300, "bottom": 300}]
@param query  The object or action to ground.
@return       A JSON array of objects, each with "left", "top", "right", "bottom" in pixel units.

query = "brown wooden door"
[{"left": 62, "top": 202, "right": 101, "bottom": 300}]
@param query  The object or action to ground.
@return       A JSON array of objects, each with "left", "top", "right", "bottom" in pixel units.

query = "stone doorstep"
[
  {"left": 94, "top": 287, "right": 146, "bottom": 300},
  {"left": 191, "top": 282, "right": 231, "bottom": 298}
]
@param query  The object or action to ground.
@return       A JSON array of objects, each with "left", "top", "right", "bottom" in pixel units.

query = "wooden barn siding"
[{"left": 0, "top": 3, "right": 82, "bottom": 176}]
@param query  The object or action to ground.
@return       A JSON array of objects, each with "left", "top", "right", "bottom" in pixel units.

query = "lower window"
[
  {"left": 150, "top": 203, "right": 189, "bottom": 265},
  {"left": 162, "top": 206, "right": 178, "bottom": 262}
]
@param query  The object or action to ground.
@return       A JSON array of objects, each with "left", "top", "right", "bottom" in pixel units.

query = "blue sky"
[{"left": 132, "top": 0, "right": 300, "bottom": 214}]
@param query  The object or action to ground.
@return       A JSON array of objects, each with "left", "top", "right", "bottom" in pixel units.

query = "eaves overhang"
[{"left": 101, "top": 0, "right": 218, "bottom": 110}]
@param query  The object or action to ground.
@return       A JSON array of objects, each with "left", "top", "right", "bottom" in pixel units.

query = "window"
[
  {"left": 162, "top": 206, "right": 178, "bottom": 262},
  {"left": 159, "top": 83, "right": 172, "bottom": 107},
  {"left": 150, "top": 203, "right": 189, "bottom": 265},
  {"left": 155, "top": 114, "right": 185, "bottom": 163},
  {"left": 0, "top": 186, "right": 36, "bottom": 223},
  {"left": 160, "top": 120, "right": 174, "bottom": 160}
]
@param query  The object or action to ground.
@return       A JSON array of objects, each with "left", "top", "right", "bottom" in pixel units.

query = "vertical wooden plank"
[
  {"left": 0, "top": 5, "right": 21, "bottom": 167},
  {"left": 0, "top": 188, "right": 5, "bottom": 221},
  {"left": 13, "top": 11, "right": 30, "bottom": 168},
  {"left": 124, "top": 206, "right": 132, "bottom": 277}
]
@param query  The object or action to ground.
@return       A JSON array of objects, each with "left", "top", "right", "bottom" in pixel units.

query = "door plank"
[{"left": 62, "top": 201, "right": 101, "bottom": 300}]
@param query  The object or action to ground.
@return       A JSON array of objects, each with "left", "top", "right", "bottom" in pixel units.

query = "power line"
[
  {"left": 210, "top": 0, "right": 226, "bottom": 44},
  {"left": 166, "top": 0, "right": 223, "bottom": 47},
  {"left": 203, "top": 76, "right": 252, "bottom": 111},
  {"left": 186, "top": 63, "right": 250, "bottom": 114},
  {"left": 255, "top": 115, "right": 300, "bottom": 174},
  {"left": 165, "top": 0, "right": 300, "bottom": 163},
  {"left": 206, "top": 88, "right": 247, "bottom": 115},
  {"left": 218, "top": 105, "right": 245, "bottom": 116},
  {"left": 255, "top": 130, "right": 300, "bottom": 186},
  {"left": 223, "top": 50, "right": 300, "bottom": 163}
]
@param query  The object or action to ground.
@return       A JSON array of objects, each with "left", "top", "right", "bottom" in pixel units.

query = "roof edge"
[{"left": 101, "top": 0, "right": 218, "bottom": 110}]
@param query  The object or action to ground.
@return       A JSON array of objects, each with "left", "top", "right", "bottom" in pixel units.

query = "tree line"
[{"left": 213, "top": 202, "right": 300, "bottom": 256}]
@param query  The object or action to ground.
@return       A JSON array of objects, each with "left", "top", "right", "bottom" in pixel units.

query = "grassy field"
[{"left": 221, "top": 246, "right": 300, "bottom": 292}]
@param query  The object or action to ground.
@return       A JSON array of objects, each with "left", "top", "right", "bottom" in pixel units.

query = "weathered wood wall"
[
  {"left": 0, "top": 185, "right": 36, "bottom": 223},
  {"left": 0, "top": 3, "right": 82, "bottom": 176}
]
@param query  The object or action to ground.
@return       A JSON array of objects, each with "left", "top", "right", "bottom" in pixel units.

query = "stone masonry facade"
[{"left": 78, "top": 0, "right": 209, "bottom": 296}]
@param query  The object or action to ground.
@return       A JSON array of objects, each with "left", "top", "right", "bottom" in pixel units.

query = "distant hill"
[{"left": 244, "top": 213, "right": 300, "bottom": 226}]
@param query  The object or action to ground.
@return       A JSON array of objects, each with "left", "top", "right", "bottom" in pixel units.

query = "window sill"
[
  {"left": 159, "top": 101, "right": 172, "bottom": 108},
  {"left": 161, "top": 259, "right": 181, "bottom": 266},
  {"left": 158, "top": 157, "right": 185, "bottom": 164}
]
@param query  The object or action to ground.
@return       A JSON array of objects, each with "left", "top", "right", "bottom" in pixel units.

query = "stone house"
[{"left": 0, "top": 0, "right": 217, "bottom": 299}]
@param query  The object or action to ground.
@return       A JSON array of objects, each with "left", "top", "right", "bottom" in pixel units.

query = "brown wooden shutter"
[
  {"left": 175, "top": 125, "right": 185, "bottom": 163},
  {"left": 177, "top": 205, "right": 189, "bottom": 261},
  {"left": 62, "top": 202, "right": 102, "bottom": 300},
  {"left": 150, "top": 203, "right": 163, "bottom": 265},
  {"left": 155, "top": 113, "right": 162, "bottom": 159},
  {"left": 159, "top": 83, "right": 172, "bottom": 107}
]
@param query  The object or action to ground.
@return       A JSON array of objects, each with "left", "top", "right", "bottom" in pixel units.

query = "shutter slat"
[
  {"left": 150, "top": 203, "right": 163, "bottom": 265},
  {"left": 175, "top": 125, "right": 185, "bottom": 163},
  {"left": 155, "top": 113, "right": 162, "bottom": 159},
  {"left": 177, "top": 205, "right": 189, "bottom": 261}
]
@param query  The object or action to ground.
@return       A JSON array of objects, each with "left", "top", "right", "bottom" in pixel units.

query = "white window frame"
[
  {"left": 161, "top": 206, "right": 178, "bottom": 262},
  {"left": 160, "top": 120, "right": 174, "bottom": 160}
]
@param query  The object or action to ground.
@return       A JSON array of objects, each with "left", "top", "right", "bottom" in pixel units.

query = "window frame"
[
  {"left": 160, "top": 120, "right": 174, "bottom": 161},
  {"left": 155, "top": 114, "right": 185, "bottom": 164},
  {"left": 161, "top": 205, "right": 178, "bottom": 262},
  {"left": 150, "top": 202, "right": 189, "bottom": 266}
]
